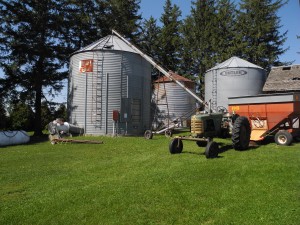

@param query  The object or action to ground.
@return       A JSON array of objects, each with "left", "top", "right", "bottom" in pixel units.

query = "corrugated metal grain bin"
[
  {"left": 205, "top": 56, "right": 266, "bottom": 112},
  {"left": 153, "top": 73, "right": 196, "bottom": 127},
  {"left": 68, "top": 35, "right": 152, "bottom": 135}
]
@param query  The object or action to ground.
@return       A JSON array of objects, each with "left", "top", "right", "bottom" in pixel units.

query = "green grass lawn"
[{"left": 0, "top": 134, "right": 299, "bottom": 225}]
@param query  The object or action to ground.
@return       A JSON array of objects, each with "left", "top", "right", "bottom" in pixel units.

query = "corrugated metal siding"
[
  {"left": 125, "top": 54, "right": 151, "bottom": 134},
  {"left": 153, "top": 81, "right": 196, "bottom": 126},
  {"left": 68, "top": 50, "right": 151, "bottom": 135},
  {"left": 104, "top": 53, "right": 123, "bottom": 135},
  {"left": 205, "top": 67, "right": 266, "bottom": 111}
]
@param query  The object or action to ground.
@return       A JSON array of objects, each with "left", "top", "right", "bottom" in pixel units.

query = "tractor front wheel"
[
  {"left": 169, "top": 138, "right": 183, "bottom": 154},
  {"left": 275, "top": 130, "right": 293, "bottom": 146},
  {"left": 232, "top": 116, "right": 251, "bottom": 150},
  {"left": 205, "top": 141, "right": 219, "bottom": 158}
]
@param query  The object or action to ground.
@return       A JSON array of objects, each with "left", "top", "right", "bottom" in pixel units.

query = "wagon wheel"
[
  {"left": 169, "top": 138, "right": 183, "bottom": 154},
  {"left": 205, "top": 141, "right": 219, "bottom": 158},
  {"left": 165, "top": 130, "right": 173, "bottom": 138},
  {"left": 144, "top": 130, "right": 153, "bottom": 139},
  {"left": 232, "top": 116, "right": 251, "bottom": 150},
  {"left": 274, "top": 130, "right": 293, "bottom": 146}
]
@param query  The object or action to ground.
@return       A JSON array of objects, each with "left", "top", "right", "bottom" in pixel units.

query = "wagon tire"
[
  {"left": 144, "top": 130, "right": 153, "bottom": 139},
  {"left": 232, "top": 116, "right": 251, "bottom": 150},
  {"left": 169, "top": 138, "right": 183, "bottom": 154},
  {"left": 205, "top": 141, "right": 219, "bottom": 159},
  {"left": 275, "top": 130, "right": 293, "bottom": 146}
]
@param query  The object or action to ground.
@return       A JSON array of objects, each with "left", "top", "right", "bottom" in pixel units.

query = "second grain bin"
[
  {"left": 205, "top": 56, "right": 266, "bottom": 112},
  {"left": 153, "top": 72, "right": 196, "bottom": 128},
  {"left": 68, "top": 35, "right": 152, "bottom": 135}
]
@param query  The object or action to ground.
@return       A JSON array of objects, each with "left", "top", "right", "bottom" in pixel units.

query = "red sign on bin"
[{"left": 79, "top": 59, "right": 93, "bottom": 73}]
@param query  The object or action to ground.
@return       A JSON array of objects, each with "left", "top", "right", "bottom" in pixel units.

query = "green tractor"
[{"left": 169, "top": 111, "right": 251, "bottom": 158}]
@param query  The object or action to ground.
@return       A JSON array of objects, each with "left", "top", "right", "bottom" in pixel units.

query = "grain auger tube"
[{"left": 112, "top": 30, "right": 205, "bottom": 107}]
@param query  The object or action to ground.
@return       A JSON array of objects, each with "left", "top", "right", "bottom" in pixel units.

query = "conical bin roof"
[
  {"left": 73, "top": 35, "right": 137, "bottom": 54},
  {"left": 206, "top": 56, "right": 263, "bottom": 72},
  {"left": 154, "top": 72, "right": 194, "bottom": 83}
]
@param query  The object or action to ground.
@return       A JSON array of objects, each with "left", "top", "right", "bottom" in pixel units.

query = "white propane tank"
[
  {"left": 0, "top": 130, "right": 30, "bottom": 147},
  {"left": 56, "top": 122, "right": 70, "bottom": 133}
]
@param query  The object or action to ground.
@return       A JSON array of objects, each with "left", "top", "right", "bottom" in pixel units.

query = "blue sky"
[{"left": 140, "top": 0, "right": 300, "bottom": 64}]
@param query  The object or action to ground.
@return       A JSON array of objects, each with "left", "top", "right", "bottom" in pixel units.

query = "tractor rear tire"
[
  {"left": 275, "top": 130, "right": 293, "bottom": 146},
  {"left": 205, "top": 141, "right": 219, "bottom": 158},
  {"left": 144, "top": 130, "right": 153, "bottom": 139},
  {"left": 169, "top": 138, "right": 183, "bottom": 154},
  {"left": 232, "top": 116, "right": 251, "bottom": 150}
]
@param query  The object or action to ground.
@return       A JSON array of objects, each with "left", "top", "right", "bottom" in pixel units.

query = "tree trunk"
[
  {"left": 33, "top": 79, "right": 43, "bottom": 136},
  {"left": 33, "top": 57, "right": 44, "bottom": 136}
]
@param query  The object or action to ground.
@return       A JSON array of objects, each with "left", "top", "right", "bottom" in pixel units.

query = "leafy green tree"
[
  {"left": 139, "top": 17, "right": 161, "bottom": 60},
  {"left": 103, "top": 0, "right": 142, "bottom": 42},
  {"left": 157, "top": 0, "right": 182, "bottom": 72},
  {"left": 54, "top": 104, "right": 67, "bottom": 122},
  {"left": 41, "top": 101, "right": 53, "bottom": 130},
  {"left": 62, "top": 0, "right": 142, "bottom": 50},
  {"left": 139, "top": 16, "right": 161, "bottom": 76},
  {"left": 0, "top": 0, "right": 71, "bottom": 135},
  {"left": 181, "top": 0, "right": 217, "bottom": 96},
  {"left": 236, "top": 0, "right": 288, "bottom": 70},
  {"left": 179, "top": 16, "right": 196, "bottom": 78},
  {"left": 214, "top": 0, "right": 237, "bottom": 62},
  {"left": 63, "top": 0, "right": 100, "bottom": 50},
  {"left": 8, "top": 102, "right": 34, "bottom": 131},
  {"left": 0, "top": 97, "right": 7, "bottom": 129}
]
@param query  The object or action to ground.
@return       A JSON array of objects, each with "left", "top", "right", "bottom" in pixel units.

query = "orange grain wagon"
[{"left": 228, "top": 92, "right": 300, "bottom": 145}]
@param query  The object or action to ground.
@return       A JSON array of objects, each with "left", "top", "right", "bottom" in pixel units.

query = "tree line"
[
  {"left": 0, "top": 0, "right": 289, "bottom": 135},
  {"left": 0, "top": 100, "right": 67, "bottom": 131}
]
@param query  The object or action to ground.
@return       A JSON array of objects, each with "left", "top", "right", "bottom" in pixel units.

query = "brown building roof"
[
  {"left": 263, "top": 65, "right": 300, "bottom": 92},
  {"left": 154, "top": 72, "right": 194, "bottom": 83}
]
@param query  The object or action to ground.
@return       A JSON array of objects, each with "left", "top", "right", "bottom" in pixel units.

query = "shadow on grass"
[
  {"left": 181, "top": 141, "right": 261, "bottom": 159},
  {"left": 29, "top": 134, "right": 50, "bottom": 144},
  {"left": 255, "top": 136, "right": 299, "bottom": 146},
  {"left": 0, "top": 133, "right": 50, "bottom": 148},
  {"left": 181, "top": 143, "right": 232, "bottom": 157},
  {"left": 250, "top": 135, "right": 300, "bottom": 146},
  {"left": 181, "top": 151, "right": 225, "bottom": 159}
]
